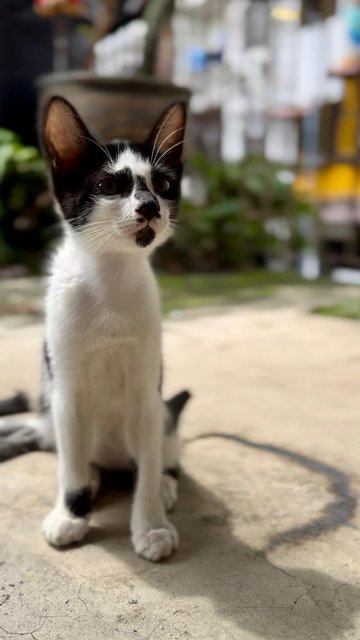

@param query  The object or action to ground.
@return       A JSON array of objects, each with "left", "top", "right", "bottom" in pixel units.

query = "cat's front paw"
[
  {"left": 42, "top": 507, "right": 89, "bottom": 547},
  {"left": 132, "top": 524, "right": 179, "bottom": 561}
]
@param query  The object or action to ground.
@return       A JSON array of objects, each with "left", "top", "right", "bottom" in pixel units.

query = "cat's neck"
[{"left": 64, "top": 235, "right": 153, "bottom": 303}]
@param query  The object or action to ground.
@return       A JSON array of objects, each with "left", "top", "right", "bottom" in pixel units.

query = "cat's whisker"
[
  {"left": 82, "top": 235, "right": 112, "bottom": 251},
  {"left": 153, "top": 127, "right": 185, "bottom": 166},
  {"left": 75, "top": 135, "right": 113, "bottom": 165},
  {"left": 118, "top": 221, "right": 139, "bottom": 232},
  {"left": 81, "top": 232, "right": 110, "bottom": 245},
  {"left": 77, "top": 221, "right": 112, "bottom": 232},
  {"left": 154, "top": 139, "right": 187, "bottom": 168},
  {"left": 84, "top": 233, "right": 112, "bottom": 253},
  {"left": 77, "top": 220, "right": 114, "bottom": 229},
  {"left": 65, "top": 209, "right": 98, "bottom": 224},
  {"left": 150, "top": 106, "right": 178, "bottom": 164},
  {"left": 82, "top": 225, "right": 115, "bottom": 238},
  {"left": 91, "top": 229, "right": 115, "bottom": 253},
  {"left": 79, "top": 223, "right": 113, "bottom": 238},
  {"left": 65, "top": 213, "right": 88, "bottom": 223}
]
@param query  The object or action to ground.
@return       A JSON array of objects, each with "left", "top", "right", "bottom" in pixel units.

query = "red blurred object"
[{"left": 33, "top": 0, "right": 85, "bottom": 17}]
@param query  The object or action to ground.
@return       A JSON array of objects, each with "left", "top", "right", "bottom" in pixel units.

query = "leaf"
[{"left": 0, "top": 128, "right": 20, "bottom": 145}]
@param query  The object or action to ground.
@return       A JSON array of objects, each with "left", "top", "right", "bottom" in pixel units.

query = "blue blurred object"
[
  {"left": 344, "top": 6, "right": 360, "bottom": 46},
  {"left": 188, "top": 47, "right": 208, "bottom": 73}
]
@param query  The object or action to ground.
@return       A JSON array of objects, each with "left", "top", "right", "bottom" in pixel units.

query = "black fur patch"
[
  {"left": 164, "top": 467, "right": 179, "bottom": 480},
  {"left": 151, "top": 168, "right": 181, "bottom": 202},
  {"left": 49, "top": 142, "right": 122, "bottom": 229},
  {"left": 136, "top": 175, "right": 150, "bottom": 193},
  {"left": 65, "top": 487, "right": 92, "bottom": 517},
  {"left": 44, "top": 341, "right": 53, "bottom": 380},
  {"left": 135, "top": 226, "right": 156, "bottom": 247},
  {"left": 165, "top": 390, "right": 191, "bottom": 433},
  {"left": 114, "top": 167, "right": 134, "bottom": 197}
]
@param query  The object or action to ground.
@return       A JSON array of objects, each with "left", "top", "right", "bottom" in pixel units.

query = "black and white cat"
[{"left": 1, "top": 97, "right": 190, "bottom": 562}]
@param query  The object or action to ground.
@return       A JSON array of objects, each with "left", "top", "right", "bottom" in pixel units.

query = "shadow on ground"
[{"left": 86, "top": 467, "right": 360, "bottom": 640}]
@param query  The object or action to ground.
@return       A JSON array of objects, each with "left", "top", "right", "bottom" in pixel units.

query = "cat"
[{"left": 0, "top": 97, "right": 190, "bottom": 562}]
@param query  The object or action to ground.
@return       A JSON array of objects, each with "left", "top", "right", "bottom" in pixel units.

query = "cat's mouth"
[{"left": 135, "top": 226, "right": 156, "bottom": 248}]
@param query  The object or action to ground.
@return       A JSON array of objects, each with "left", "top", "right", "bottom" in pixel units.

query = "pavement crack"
[
  {"left": 76, "top": 580, "right": 120, "bottom": 635},
  {"left": 0, "top": 620, "right": 45, "bottom": 637},
  {"left": 290, "top": 588, "right": 313, "bottom": 610}
]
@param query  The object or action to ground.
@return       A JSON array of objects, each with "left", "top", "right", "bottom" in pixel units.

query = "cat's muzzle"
[{"left": 135, "top": 226, "right": 156, "bottom": 247}]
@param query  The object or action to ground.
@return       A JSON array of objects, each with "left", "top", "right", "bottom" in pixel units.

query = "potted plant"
[{"left": 36, "top": 0, "right": 190, "bottom": 142}]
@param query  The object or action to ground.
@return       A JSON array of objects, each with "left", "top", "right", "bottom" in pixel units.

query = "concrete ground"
[{"left": 1, "top": 288, "right": 360, "bottom": 639}]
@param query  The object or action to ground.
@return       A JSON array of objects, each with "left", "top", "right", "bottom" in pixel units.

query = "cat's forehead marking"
[{"left": 108, "top": 147, "right": 150, "bottom": 177}]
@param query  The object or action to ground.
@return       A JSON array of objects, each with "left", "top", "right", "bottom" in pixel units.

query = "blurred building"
[
  {"left": 3, "top": 0, "right": 360, "bottom": 271},
  {"left": 168, "top": 0, "right": 360, "bottom": 269}
]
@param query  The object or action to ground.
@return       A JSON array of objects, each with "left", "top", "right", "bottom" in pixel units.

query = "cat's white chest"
[
  {"left": 83, "top": 338, "right": 134, "bottom": 469},
  {"left": 47, "top": 246, "right": 161, "bottom": 469}
]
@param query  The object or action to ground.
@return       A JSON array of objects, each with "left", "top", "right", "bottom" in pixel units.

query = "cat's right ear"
[{"left": 41, "top": 97, "right": 96, "bottom": 174}]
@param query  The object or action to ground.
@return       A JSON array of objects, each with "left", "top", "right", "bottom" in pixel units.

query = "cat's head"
[{"left": 41, "top": 97, "right": 186, "bottom": 255}]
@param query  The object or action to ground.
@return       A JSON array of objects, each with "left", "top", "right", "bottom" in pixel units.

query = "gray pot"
[{"left": 37, "top": 71, "right": 190, "bottom": 143}]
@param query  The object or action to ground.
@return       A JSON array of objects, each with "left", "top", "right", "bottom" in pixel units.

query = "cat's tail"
[
  {"left": 0, "top": 390, "right": 192, "bottom": 464},
  {"left": 0, "top": 391, "right": 45, "bottom": 462},
  {"left": 165, "top": 390, "right": 191, "bottom": 433},
  {"left": 0, "top": 391, "right": 31, "bottom": 417},
  {"left": 0, "top": 417, "right": 42, "bottom": 462}
]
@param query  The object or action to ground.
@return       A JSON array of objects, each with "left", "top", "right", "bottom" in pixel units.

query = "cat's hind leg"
[
  {"left": 161, "top": 471, "right": 178, "bottom": 512},
  {"left": 90, "top": 464, "right": 101, "bottom": 500},
  {"left": 161, "top": 390, "right": 191, "bottom": 512},
  {"left": 162, "top": 428, "right": 180, "bottom": 511}
]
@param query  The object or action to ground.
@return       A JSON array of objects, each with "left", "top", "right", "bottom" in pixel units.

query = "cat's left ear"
[
  {"left": 146, "top": 102, "right": 187, "bottom": 165},
  {"left": 41, "top": 96, "right": 98, "bottom": 175}
]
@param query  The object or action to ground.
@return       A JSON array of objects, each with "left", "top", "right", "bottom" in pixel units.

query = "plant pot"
[{"left": 37, "top": 71, "right": 190, "bottom": 143}]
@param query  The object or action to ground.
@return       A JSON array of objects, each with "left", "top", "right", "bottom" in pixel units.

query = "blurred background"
[{"left": 2, "top": 0, "right": 360, "bottom": 317}]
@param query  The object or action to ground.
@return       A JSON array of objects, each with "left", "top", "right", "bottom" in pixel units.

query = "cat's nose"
[{"left": 136, "top": 200, "right": 160, "bottom": 221}]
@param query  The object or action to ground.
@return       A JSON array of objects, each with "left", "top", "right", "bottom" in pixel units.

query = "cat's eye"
[
  {"left": 98, "top": 176, "right": 118, "bottom": 196},
  {"left": 153, "top": 175, "right": 171, "bottom": 195}
]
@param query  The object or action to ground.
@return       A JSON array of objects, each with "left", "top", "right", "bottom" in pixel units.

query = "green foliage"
[
  {"left": 0, "top": 129, "right": 58, "bottom": 273},
  {"left": 156, "top": 154, "right": 318, "bottom": 272},
  {"left": 313, "top": 299, "right": 360, "bottom": 320}
]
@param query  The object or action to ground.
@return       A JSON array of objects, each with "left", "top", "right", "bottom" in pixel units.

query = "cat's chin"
[{"left": 135, "top": 227, "right": 156, "bottom": 248}]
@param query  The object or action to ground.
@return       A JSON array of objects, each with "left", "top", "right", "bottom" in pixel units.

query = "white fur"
[{"left": 41, "top": 149, "right": 180, "bottom": 560}]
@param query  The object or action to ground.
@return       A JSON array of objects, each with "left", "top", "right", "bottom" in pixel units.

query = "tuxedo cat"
[{"left": 1, "top": 97, "right": 190, "bottom": 562}]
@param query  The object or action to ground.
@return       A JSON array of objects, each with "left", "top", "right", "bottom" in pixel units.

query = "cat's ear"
[
  {"left": 41, "top": 97, "right": 97, "bottom": 174},
  {"left": 146, "top": 102, "right": 187, "bottom": 165}
]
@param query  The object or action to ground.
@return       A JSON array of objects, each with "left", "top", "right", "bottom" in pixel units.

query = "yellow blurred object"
[
  {"left": 271, "top": 5, "right": 300, "bottom": 22},
  {"left": 335, "top": 78, "right": 360, "bottom": 158},
  {"left": 296, "top": 76, "right": 360, "bottom": 202},
  {"left": 295, "top": 165, "right": 360, "bottom": 200}
]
